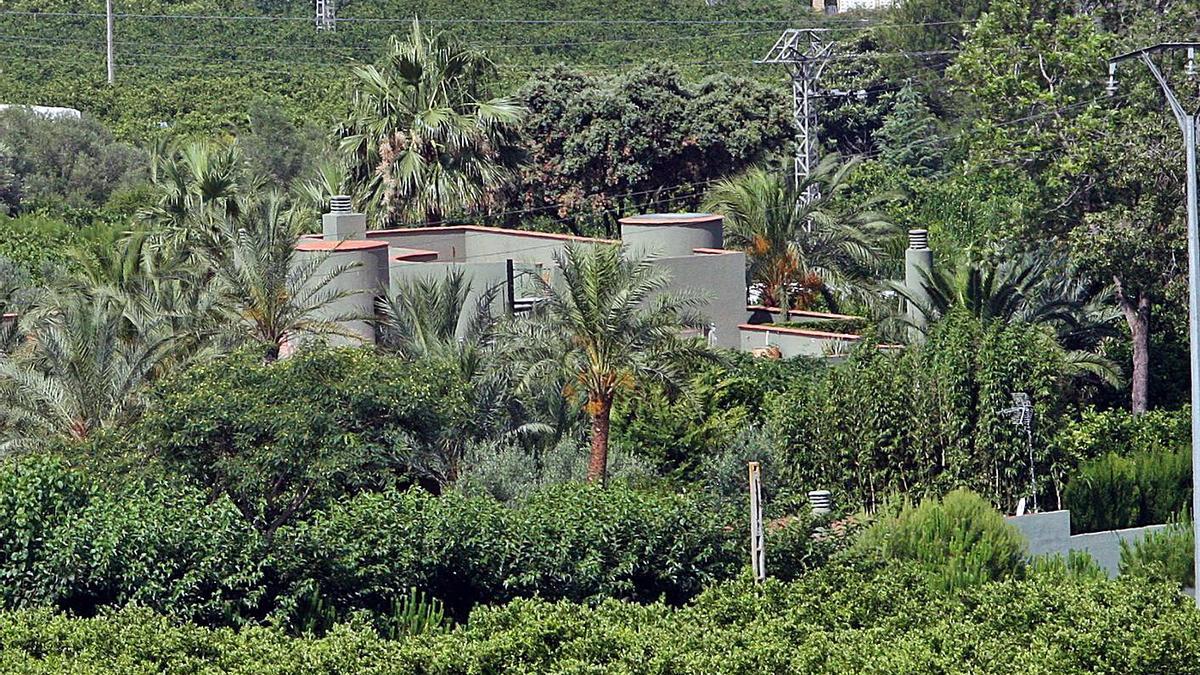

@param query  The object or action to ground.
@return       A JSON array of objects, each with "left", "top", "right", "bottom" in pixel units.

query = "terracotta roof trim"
[
  {"left": 746, "top": 305, "right": 865, "bottom": 322},
  {"left": 738, "top": 323, "right": 863, "bottom": 341},
  {"left": 296, "top": 239, "right": 390, "bottom": 252},
  {"left": 619, "top": 213, "right": 723, "bottom": 226}
]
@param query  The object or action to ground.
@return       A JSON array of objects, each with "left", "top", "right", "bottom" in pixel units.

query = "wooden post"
[{"left": 748, "top": 461, "right": 765, "bottom": 582}]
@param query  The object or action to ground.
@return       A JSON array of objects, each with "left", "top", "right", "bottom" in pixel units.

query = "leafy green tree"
[
  {"left": 500, "top": 243, "right": 712, "bottom": 483},
  {"left": 338, "top": 20, "right": 524, "bottom": 228},
  {"left": 132, "top": 348, "right": 471, "bottom": 537},
  {"left": 239, "top": 99, "right": 325, "bottom": 187},
  {"left": 0, "top": 108, "right": 143, "bottom": 213},
  {"left": 876, "top": 84, "right": 943, "bottom": 177},
  {"left": 515, "top": 64, "right": 791, "bottom": 231},
  {"left": 703, "top": 156, "right": 896, "bottom": 312}
]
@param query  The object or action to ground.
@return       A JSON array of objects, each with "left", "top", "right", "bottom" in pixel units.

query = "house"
[{"left": 298, "top": 198, "right": 874, "bottom": 357}]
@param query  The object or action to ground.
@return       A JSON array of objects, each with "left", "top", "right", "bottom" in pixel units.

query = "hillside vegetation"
[{"left": 0, "top": 0, "right": 818, "bottom": 138}]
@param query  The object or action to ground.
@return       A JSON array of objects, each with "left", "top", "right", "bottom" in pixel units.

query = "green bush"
[
  {"left": 0, "top": 456, "right": 741, "bottom": 630},
  {"left": 854, "top": 489, "right": 1028, "bottom": 592},
  {"left": 1120, "top": 521, "right": 1195, "bottom": 589},
  {"left": 1064, "top": 449, "right": 1190, "bottom": 533},
  {"left": 0, "top": 563, "right": 1197, "bottom": 673},
  {"left": 130, "top": 347, "right": 473, "bottom": 534},
  {"left": 612, "top": 354, "right": 818, "bottom": 481},
  {"left": 0, "top": 456, "right": 267, "bottom": 625},
  {"left": 1059, "top": 407, "right": 1191, "bottom": 532},
  {"left": 272, "top": 483, "right": 741, "bottom": 624}
]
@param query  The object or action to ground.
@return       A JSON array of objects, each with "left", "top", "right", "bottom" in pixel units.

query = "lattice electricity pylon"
[
  {"left": 759, "top": 29, "right": 835, "bottom": 204},
  {"left": 315, "top": 0, "right": 336, "bottom": 31},
  {"left": 999, "top": 392, "right": 1037, "bottom": 511}
]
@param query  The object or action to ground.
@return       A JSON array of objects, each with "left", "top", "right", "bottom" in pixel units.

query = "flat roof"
[{"left": 619, "top": 213, "right": 723, "bottom": 226}]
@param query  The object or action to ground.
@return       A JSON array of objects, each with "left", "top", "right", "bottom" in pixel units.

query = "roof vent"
[
  {"left": 330, "top": 195, "right": 352, "bottom": 214},
  {"left": 908, "top": 229, "right": 929, "bottom": 250}
]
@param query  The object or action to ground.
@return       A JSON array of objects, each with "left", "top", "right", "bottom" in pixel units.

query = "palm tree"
[
  {"left": 140, "top": 139, "right": 258, "bottom": 258},
  {"left": 888, "top": 251, "right": 1123, "bottom": 385},
  {"left": 338, "top": 19, "right": 525, "bottom": 228},
  {"left": 500, "top": 243, "right": 713, "bottom": 483},
  {"left": 206, "top": 192, "right": 358, "bottom": 361},
  {"left": 0, "top": 294, "right": 173, "bottom": 448},
  {"left": 888, "top": 251, "right": 1119, "bottom": 348},
  {"left": 703, "top": 155, "right": 897, "bottom": 314},
  {"left": 67, "top": 229, "right": 224, "bottom": 371}
]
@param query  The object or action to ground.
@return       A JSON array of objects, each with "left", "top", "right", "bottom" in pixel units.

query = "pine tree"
[{"left": 877, "top": 84, "right": 943, "bottom": 177}]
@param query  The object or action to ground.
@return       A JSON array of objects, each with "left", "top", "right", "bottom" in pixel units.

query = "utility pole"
[
  {"left": 1108, "top": 42, "right": 1200, "bottom": 605},
  {"left": 748, "top": 461, "right": 765, "bottom": 582},
  {"left": 759, "top": 29, "right": 834, "bottom": 204},
  {"left": 105, "top": 0, "right": 114, "bottom": 84}
]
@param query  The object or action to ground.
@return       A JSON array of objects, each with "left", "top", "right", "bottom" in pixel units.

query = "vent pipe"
[
  {"left": 903, "top": 229, "right": 934, "bottom": 340},
  {"left": 322, "top": 195, "right": 366, "bottom": 240},
  {"left": 908, "top": 228, "right": 929, "bottom": 250}
]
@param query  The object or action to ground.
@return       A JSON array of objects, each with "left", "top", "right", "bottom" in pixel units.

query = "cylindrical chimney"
[
  {"left": 904, "top": 229, "right": 934, "bottom": 338},
  {"left": 330, "top": 195, "right": 353, "bottom": 214}
]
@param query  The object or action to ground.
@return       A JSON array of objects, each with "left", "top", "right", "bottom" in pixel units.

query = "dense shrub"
[
  {"left": 272, "top": 483, "right": 741, "bottom": 624},
  {"left": 0, "top": 456, "right": 266, "bottom": 625},
  {"left": 0, "top": 456, "right": 743, "bottom": 629},
  {"left": 612, "top": 354, "right": 818, "bottom": 481},
  {"left": 0, "top": 563, "right": 1197, "bottom": 673},
  {"left": 854, "top": 489, "right": 1028, "bottom": 592},
  {"left": 767, "top": 310, "right": 1073, "bottom": 511},
  {"left": 1059, "top": 407, "right": 1190, "bottom": 532},
  {"left": 130, "top": 347, "right": 473, "bottom": 534},
  {"left": 1064, "top": 449, "right": 1190, "bottom": 533},
  {"left": 1120, "top": 521, "right": 1195, "bottom": 589}
]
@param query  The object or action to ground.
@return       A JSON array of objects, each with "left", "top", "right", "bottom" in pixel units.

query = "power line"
[{"left": 0, "top": 10, "right": 976, "bottom": 29}]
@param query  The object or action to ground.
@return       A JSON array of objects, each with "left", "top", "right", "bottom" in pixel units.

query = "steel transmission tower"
[
  {"left": 1107, "top": 42, "right": 1200, "bottom": 606},
  {"left": 760, "top": 29, "right": 834, "bottom": 202},
  {"left": 315, "top": 0, "right": 336, "bottom": 31}
]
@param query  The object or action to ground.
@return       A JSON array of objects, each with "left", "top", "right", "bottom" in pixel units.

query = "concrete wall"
[
  {"left": 368, "top": 229, "right": 466, "bottom": 262},
  {"left": 654, "top": 250, "right": 745, "bottom": 349},
  {"left": 738, "top": 323, "right": 860, "bottom": 358},
  {"left": 463, "top": 229, "right": 577, "bottom": 265},
  {"left": 620, "top": 214, "right": 724, "bottom": 258},
  {"left": 388, "top": 260, "right": 509, "bottom": 336},
  {"left": 296, "top": 241, "right": 390, "bottom": 346},
  {"left": 1007, "top": 510, "right": 1169, "bottom": 577}
]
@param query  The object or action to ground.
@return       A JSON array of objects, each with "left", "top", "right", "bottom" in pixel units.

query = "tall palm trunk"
[{"left": 587, "top": 392, "right": 613, "bottom": 484}]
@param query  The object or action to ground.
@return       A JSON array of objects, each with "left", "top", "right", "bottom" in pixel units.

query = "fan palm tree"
[
  {"left": 140, "top": 139, "right": 258, "bottom": 258},
  {"left": 500, "top": 243, "right": 713, "bottom": 483},
  {"left": 888, "top": 251, "right": 1119, "bottom": 348},
  {"left": 0, "top": 294, "right": 174, "bottom": 449},
  {"left": 338, "top": 19, "right": 525, "bottom": 228},
  {"left": 205, "top": 192, "right": 357, "bottom": 361},
  {"left": 703, "top": 155, "right": 897, "bottom": 313}
]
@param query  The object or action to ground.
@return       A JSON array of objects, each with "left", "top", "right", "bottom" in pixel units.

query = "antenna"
[
  {"left": 999, "top": 392, "right": 1036, "bottom": 511},
  {"left": 315, "top": 0, "right": 335, "bottom": 31}
]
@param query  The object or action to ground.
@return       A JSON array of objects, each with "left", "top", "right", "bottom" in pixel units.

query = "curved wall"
[{"left": 618, "top": 213, "right": 723, "bottom": 257}]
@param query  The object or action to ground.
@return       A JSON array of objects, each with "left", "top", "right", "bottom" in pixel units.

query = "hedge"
[{"left": 0, "top": 562, "right": 1196, "bottom": 674}]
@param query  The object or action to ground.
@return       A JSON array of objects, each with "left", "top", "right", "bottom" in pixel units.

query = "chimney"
[
  {"left": 323, "top": 195, "right": 366, "bottom": 240},
  {"left": 904, "top": 229, "right": 933, "bottom": 335}
]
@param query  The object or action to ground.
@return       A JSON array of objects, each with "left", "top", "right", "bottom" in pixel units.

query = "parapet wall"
[{"left": 1006, "top": 510, "right": 1168, "bottom": 577}]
